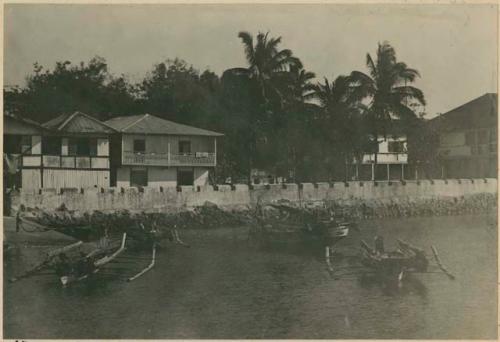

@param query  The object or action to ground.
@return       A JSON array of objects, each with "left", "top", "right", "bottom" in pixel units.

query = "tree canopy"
[{"left": 4, "top": 34, "right": 431, "bottom": 183}]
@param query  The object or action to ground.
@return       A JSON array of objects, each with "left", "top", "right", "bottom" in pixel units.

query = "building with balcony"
[
  {"left": 4, "top": 111, "right": 115, "bottom": 189},
  {"left": 4, "top": 113, "right": 47, "bottom": 189},
  {"left": 430, "top": 93, "right": 497, "bottom": 178},
  {"left": 105, "top": 114, "right": 223, "bottom": 187},
  {"left": 354, "top": 132, "right": 408, "bottom": 181}
]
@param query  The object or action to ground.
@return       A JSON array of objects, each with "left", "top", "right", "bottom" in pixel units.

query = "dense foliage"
[{"left": 5, "top": 32, "right": 434, "bottom": 183}]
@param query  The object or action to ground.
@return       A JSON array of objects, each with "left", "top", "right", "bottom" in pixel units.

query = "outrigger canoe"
[
  {"left": 360, "top": 238, "right": 429, "bottom": 280},
  {"left": 55, "top": 233, "right": 127, "bottom": 286}
]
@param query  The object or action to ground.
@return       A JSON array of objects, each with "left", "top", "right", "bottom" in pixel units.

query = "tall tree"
[
  {"left": 222, "top": 31, "right": 304, "bottom": 182},
  {"left": 313, "top": 75, "right": 369, "bottom": 180},
  {"left": 350, "top": 42, "right": 426, "bottom": 177},
  {"left": 4, "top": 56, "right": 137, "bottom": 123}
]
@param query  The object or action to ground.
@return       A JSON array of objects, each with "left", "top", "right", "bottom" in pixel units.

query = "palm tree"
[
  {"left": 225, "top": 31, "right": 303, "bottom": 108},
  {"left": 222, "top": 31, "right": 304, "bottom": 183},
  {"left": 350, "top": 42, "right": 426, "bottom": 179},
  {"left": 313, "top": 75, "right": 368, "bottom": 180}
]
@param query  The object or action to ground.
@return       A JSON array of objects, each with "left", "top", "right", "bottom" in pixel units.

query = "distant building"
[
  {"left": 4, "top": 113, "right": 47, "bottom": 189},
  {"left": 354, "top": 122, "right": 408, "bottom": 181},
  {"left": 5, "top": 111, "right": 115, "bottom": 189},
  {"left": 105, "top": 114, "right": 223, "bottom": 187},
  {"left": 430, "top": 93, "right": 497, "bottom": 179},
  {"left": 4, "top": 112, "right": 223, "bottom": 190}
]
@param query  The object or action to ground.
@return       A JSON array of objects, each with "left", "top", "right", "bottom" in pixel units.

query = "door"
[
  {"left": 177, "top": 169, "right": 194, "bottom": 186},
  {"left": 130, "top": 168, "right": 148, "bottom": 187}
]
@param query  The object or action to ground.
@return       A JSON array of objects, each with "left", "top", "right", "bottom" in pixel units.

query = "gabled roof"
[
  {"left": 43, "top": 111, "right": 116, "bottom": 134},
  {"left": 4, "top": 113, "right": 47, "bottom": 135},
  {"left": 104, "top": 114, "right": 223, "bottom": 136},
  {"left": 430, "top": 93, "right": 497, "bottom": 132}
]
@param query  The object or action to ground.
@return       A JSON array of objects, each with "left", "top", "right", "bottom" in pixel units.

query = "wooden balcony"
[
  {"left": 22, "top": 155, "right": 110, "bottom": 169},
  {"left": 360, "top": 153, "right": 408, "bottom": 164},
  {"left": 122, "top": 151, "right": 216, "bottom": 167}
]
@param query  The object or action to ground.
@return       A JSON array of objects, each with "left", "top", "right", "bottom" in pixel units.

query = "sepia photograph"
[{"left": 2, "top": 2, "right": 498, "bottom": 340}]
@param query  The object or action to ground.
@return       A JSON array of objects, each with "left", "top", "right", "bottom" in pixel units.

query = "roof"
[
  {"left": 429, "top": 93, "right": 497, "bottom": 132},
  {"left": 104, "top": 114, "right": 223, "bottom": 136},
  {"left": 43, "top": 111, "right": 116, "bottom": 134},
  {"left": 4, "top": 113, "right": 47, "bottom": 135}
]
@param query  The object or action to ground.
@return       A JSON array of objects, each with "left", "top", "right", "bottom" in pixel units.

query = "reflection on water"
[{"left": 4, "top": 215, "right": 497, "bottom": 339}]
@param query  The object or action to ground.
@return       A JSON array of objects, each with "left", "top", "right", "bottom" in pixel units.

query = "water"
[{"left": 4, "top": 215, "right": 497, "bottom": 339}]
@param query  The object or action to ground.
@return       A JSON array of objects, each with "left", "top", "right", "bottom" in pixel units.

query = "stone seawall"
[{"left": 9, "top": 179, "right": 498, "bottom": 217}]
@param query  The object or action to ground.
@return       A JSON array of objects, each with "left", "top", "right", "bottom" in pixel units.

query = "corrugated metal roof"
[
  {"left": 105, "top": 114, "right": 223, "bottom": 136},
  {"left": 4, "top": 114, "right": 46, "bottom": 135},
  {"left": 430, "top": 93, "right": 497, "bottom": 132},
  {"left": 43, "top": 112, "right": 116, "bottom": 134}
]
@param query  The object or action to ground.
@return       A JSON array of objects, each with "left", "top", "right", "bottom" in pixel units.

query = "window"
[
  {"left": 179, "top": 141, "right": 191, "bottom": 154},
  {"left": 388, "top": 141, "right": 406, "bottom": 153},
  {"left": 68, "top": 138, "right": 98, "bottom": 156},
  {"left": 177, "top": 169, "right": 194, "bottom": 186},
  {"left": 465, "top": 131, "right": 476, "bottom": 146},
  {"left": 42, "top": 136, "right": 62, "bottom": 155},
  {"left": 89, "top": 138, "right": 98, "bottom": 156},
  {"left": 477, "top": 130, "right": 488, "bottom": 145},
  {"left": 130, "top": 168, "right": 148, "bottom": 187},
  {"left": 21, "top": 136, "right": 32, "bottom": 155},
  {"left": 133, "top": 139, "right": 146, "bottom": 154}
]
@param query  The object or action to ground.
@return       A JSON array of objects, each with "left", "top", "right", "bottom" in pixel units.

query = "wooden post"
[
  {"left": 214, "top": 137, "right": 217, "bottom": 167},
  {"left": 441, "top": 166, "right": 445, "bottom": 179},
  {"left": 371, "top": 163, "right": 375, "bottom": 181},
  {"left": 167, "top": 142, "right": 171, "bottom": 166},
  {"left": 356, "top": 164, "right": 359, "bottom": 180},
  {"left": 386, "top": 164, "right": 390, "bottom": 181},
  {"left": 402, "top": 164, "right": 405, "bottom": 180}
]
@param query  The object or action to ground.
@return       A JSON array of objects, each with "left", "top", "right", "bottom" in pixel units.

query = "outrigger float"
[
  {"left": 10, "top": 211, "right": 190, "bottom": 286},
  {"left": 326, "top": 236, "right": 455, "bottom": 285}
]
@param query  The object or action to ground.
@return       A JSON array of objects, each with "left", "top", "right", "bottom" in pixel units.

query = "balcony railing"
[
  {"left": 123, "top": 151, "right": 216, "bottom": 167},
  {"left": 360, "top": 153, "right": 408, "bottom": 164},
  {"left": 23, "top": 155, "right": 110, "bottom": 169}
]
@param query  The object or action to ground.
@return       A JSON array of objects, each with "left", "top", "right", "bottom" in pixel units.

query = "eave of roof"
[
  {"left": 105, "top": 114, "right": 224, "bottom": 136},
  {"left": 42, "top": 111, "right": 117, "bottom": 133}
]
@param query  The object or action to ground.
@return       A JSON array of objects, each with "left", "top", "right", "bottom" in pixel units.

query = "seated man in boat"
[
  {"left": 55, "top": 253, "right": 71, "bottom": 277},
  {"left": 374, "top": 235, "right": 385, "bottom": 255}
]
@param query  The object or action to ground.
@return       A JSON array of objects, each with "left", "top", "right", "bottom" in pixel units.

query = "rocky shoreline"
[{"left": 18, "top": 193, "right": 497, "bottom": 234}]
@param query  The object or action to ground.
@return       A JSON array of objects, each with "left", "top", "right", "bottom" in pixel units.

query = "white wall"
[
  {"left": 116, "top": 166, "right": 177, "bottom": 188},
  {"left": 31, "top": 135, "right": 42, "bottom": 155},
  {"left": 377, "top": 134, "right": 407, "bottom": 153},
  {"left": 194, "top": 168, "right": 209, "bottom": 186},
  {"left": 122, "top": 134, "right": 215, "bottom": 155},
  {"left": 116, "top": 167, "right": 131, "bottom": 188},
  {"left": 37, "top": 169, "right": 110, "bottom": 189},
  {"left": 97, "top": 138, "right": 109, "bottom": 156},
  {"left": 149, "top": 167, "right": 177, "bottom": 188}
]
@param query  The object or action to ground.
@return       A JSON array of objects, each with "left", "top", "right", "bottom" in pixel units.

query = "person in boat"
[
  {"left": 55, "top": 253, "right": 71, "bottom": 277},
  {"left": 374, "top": 235, "right": 385, "bottom": 255}
]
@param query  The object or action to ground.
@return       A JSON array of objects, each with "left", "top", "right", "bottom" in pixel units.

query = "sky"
[{"left": 4, "top": 3, "right": 498, "bottom": 117}]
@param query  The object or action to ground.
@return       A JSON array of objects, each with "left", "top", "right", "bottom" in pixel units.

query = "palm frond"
[
  {"left": 392, "top": 85, "right": 426, "bottom": 106},
  {"left": 238, "top": 32, "right": 255, "bottom": 66}
]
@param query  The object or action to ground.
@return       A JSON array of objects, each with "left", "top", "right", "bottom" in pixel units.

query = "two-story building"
[
  {"left": 430, "top": 93, "right": 497, "bottom": 178},
  {"left": 354, "top": 121, "right": 408, "bottom": 181},
  {"left": 4, "top": 113, "right": 47, "bottom": 189},
  {"left": 4, "top": 111, "right": 115, "bottom": 189},
  {"left": 105, "top": 114, "right": 223, "bottom": 188}
]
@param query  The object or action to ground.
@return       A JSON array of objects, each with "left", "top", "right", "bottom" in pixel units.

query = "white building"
[
  {"left": 355, "top": 132, "right": 408, "bottom": 181},
  {"left": 105, "top": 114, "right": 223, "bottom": 188}
]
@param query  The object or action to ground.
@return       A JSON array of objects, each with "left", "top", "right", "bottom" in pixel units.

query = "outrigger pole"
[
  {"left": 431, "top": 245, "right": 456, "bottom": 280},
  {"left": 127, "top": 244, "right": 156, "bottom": 282},
  {"left": 94, "top": 233, "right": 127, "bottom": 268}
]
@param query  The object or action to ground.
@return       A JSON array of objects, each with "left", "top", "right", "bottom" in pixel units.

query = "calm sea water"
[{"left": 4, "top": 215, "right": 497, "bottom": 339}]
